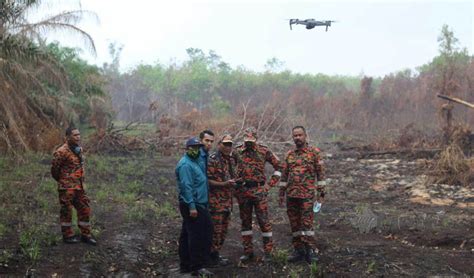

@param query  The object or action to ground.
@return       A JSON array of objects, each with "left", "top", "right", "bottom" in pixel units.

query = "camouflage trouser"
[
  {"left": 58, "top": 189, "right": 91, "bottom": 238},
  {"left": 237, "top": 196, "right": 273, "bottom": 254},
  {"left": 210, "top": 210, "right": 231, "bottom": 253},
  {"left": 287, "top": 197, "right": 315, "bottom": 250}
]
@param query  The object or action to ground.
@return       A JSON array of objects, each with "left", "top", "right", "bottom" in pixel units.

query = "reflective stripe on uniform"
[
  {"left": 301, "top": 231, "right": 315, "bottom": 236},
  {"left": 78, "top": 221, "right": 91, "bottom": 226},
  {"left": 241, "top": 230, "right": 253, "bottom": 236},
  {"left": 262, "top": 232, "right": 273, "bottom": 237},
  {"left": 61, "top": 222, "right": 72, "bottom": 227},
  {"left": 292, "top": 231, "right": 302, "bottom": 236}
]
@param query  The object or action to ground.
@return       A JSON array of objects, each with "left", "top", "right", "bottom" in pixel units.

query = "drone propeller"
[{"left": 287, "top": 18, "right": 299, "bottom": 30}]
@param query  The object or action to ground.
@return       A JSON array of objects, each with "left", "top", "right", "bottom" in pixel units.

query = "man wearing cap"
[
  {"left": 207, "top": 134, "right": 239, "bottom": 267},
  {"left": 176, "top": 137, "right": 214, "bottom": 276},
  {"left": 279, "top": 126, "right": 326, "bottom": 263},
  {"left": 234, "top": 127, "right": 281, "bottom": 263}
]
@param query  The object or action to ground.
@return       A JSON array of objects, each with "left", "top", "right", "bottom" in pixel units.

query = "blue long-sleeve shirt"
[
  {"left": 176, "top": 153, "right": 208, "bottom": 210},
  {"left": 198, "top": 147, "right": 209, "bottom": 178}
]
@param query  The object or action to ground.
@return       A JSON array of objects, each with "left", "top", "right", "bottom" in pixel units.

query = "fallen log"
[{"left": 437, "top": 94, "right": 474, "bottom": 109}]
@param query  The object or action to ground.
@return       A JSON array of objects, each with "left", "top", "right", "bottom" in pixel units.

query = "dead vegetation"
[
  {"left": 84, "top": 123, "right": 146, "bottom": 154},
  {"left": 426, "top": 143, "right": 473, "bottom": 186}
]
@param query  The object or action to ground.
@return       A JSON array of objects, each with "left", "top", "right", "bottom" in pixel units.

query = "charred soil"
[{"left": 0, "top": 143, "right": 472, "bottom": 277}]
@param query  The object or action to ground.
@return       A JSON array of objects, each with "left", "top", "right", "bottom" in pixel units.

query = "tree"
[
  {"left": 0, "top": 0, "right": 98, "bottom": 153},
  {"left": 264, "top": 57, "right": 285, "bottom": 73}
]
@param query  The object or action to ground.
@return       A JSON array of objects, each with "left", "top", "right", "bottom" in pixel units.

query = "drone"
[{"left": 289, "top": 19, "right": 336, "bottom": 31}]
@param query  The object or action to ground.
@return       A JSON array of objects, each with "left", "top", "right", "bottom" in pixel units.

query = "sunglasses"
[{"left": 222, "top": 142, "right": 233, "bottom": 147}]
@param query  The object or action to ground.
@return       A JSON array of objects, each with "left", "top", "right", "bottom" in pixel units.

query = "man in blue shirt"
[
  {"left": 198, "top": 129, "right": 215, "bottom": 175},
  {"left": 176, "top": 137, "right": 214, "bottom": 277}
]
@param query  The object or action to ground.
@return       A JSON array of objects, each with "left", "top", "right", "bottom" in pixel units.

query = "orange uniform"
[
  {"left": 280, "top": 144, "right": 325, "bottom": 250},
  {"left": 234, "top": 143, "right": 281, "bottom": 255},
  {"left": 51, "top": 143, "right": 91, "bottom": 239}
]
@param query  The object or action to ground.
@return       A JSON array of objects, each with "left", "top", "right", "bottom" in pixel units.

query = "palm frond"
[
  {"left": 1, "top": 0, "right": 41, "bottom": 26},
  {"left": 0, "top": 34, "right": 42, "bottom": 62},
  {"left": 14, "top": 10, "right": 98, "bottom": 55},
  {"left": 0, "top": 34, "right": 68, "bottom": 91}
]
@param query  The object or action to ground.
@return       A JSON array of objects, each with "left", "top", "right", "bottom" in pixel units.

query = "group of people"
[
  {"left": 176, "top": 126, "right": 326, "bottom": 277},
  {"left": 49, "top": 125, "right": 325, "bottom": 277}
]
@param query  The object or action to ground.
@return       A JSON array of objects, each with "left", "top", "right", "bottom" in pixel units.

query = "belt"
[{"left": 244, "top": 181, "right": 265, "bottom": 188}]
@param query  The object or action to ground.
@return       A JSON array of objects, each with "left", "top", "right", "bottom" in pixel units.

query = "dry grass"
[
  {"left": 84, "top": 130, "right": 146, "bottom": 154},
  {"left": 426, "top": 143, "right": 472, "bottom": 186}
]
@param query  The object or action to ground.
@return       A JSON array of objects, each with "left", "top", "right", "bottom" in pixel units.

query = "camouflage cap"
[
  {"left": 220, "top": 134, "right": 233, "bottom": 144},
  {"left": 243, "top": 127, "right": 257, "bottom": 142}
]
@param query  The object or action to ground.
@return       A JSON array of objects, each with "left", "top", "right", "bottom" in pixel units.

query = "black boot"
[
  {"left": 63, "top": 235, "right": 80, "bottom": 244},
  {"left": 208, "top": 252, "right": 219, "bottom": 267},
  {"left": 191, "top": 268, "right": 214, "bottom": 277},
  {"left": 217, "top": 255, "right": 230, "bottom": 266},
  {"left": 81, "top": 235, "right": 97, "bottom": 246},
  {"left": 305, "top": 248, "right": 318, "bottom": 263},
  {"left": 288, "top": 248, "right": 306, "bottom": 263},
  {"left": 209, "top": 252, "right": 230, "bottom": 267},
  {"left": 239, "top": 252, "right": 254, "bottom": 263},
  {"left": 262, "top": 252, "right": 273, "bottom": 263}
]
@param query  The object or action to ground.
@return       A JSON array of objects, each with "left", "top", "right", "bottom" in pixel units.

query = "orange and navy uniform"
[
  {"left": 234, "top": 143, "right": 281, "bottom": 255},
  {"left": 51, "top": 143, "right": 84, "bottom": 190},
  {"left": 235, "top": 143, "right": 281, "bottom": 198},
  {"left": 51, "top": 143, "right": 91, "bottom": 238},
  {"left": 280, "top": 144, "right": 325, "bottom": 250},
  {"left": 207, "top": 151, "right": 238, "bottom": 253}
]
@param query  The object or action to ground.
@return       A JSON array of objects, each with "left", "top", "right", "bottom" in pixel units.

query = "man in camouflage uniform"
[
  {"left": 279, "top": 126, "right": 325, "bottom": 263},
  {"left": 51, "top": 127, "right": 96, "bottom": 245},
  {"left": 235, "top": 127, "right": 281, "bottom": 262},
  {"left": 207, "top": 134, "right": 239, "bottom": 267}
]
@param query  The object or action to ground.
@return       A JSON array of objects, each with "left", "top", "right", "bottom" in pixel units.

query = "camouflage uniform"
[
  {"left": 280, "top": 144, "right": 325, "bottom": 251},
  {"left": 207, "top": 151, "right": 238, "bottom": 254},
  {"left": 235, "top": 140, "right": 281, "bottom": 255},
  {"left": 51, "top": 143, "right": 91, "bottom": 239}
]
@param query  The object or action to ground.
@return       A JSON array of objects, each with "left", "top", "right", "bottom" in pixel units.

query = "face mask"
[
  {"left": 187, "top": 148, "right": 200, "bottom": 159},
  {"left": 72, "top": 145, "right": 82, "bottom": 155}
]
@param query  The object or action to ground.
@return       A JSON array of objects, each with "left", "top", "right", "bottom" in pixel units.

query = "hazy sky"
[{"left": 44, "top": 0, "right": 473, "bottom": 77}]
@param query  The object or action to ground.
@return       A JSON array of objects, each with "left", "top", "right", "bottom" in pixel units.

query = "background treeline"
[{"left": 107, "top": 24, "right": 472, "bottom": 144}]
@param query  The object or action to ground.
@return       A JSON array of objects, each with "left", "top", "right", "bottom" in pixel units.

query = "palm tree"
[{"left": 0, "top": 0, "right": 98, "bottom": 154}]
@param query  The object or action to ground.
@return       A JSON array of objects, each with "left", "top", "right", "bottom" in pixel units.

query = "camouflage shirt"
[
  {"left": 235, "top": 143, "right": 280, "bottom": 198},
  {"left": 51, "top": 143, "right": 84, "bottom": 190},
  {"left": 207, "top": 151, "right": 238, "bottom": 212},
  {"left": 281, "top": 144, "right": 325, "bottom": 199}
]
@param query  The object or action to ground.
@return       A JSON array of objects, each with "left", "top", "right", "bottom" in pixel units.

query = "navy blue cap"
[{"left": 186, "top": 137, "right": 203, "bottom": 148}]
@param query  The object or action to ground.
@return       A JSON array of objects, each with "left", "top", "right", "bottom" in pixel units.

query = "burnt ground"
[{"left": 0, "top": 143, "right": 473, "bottom": 277}]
